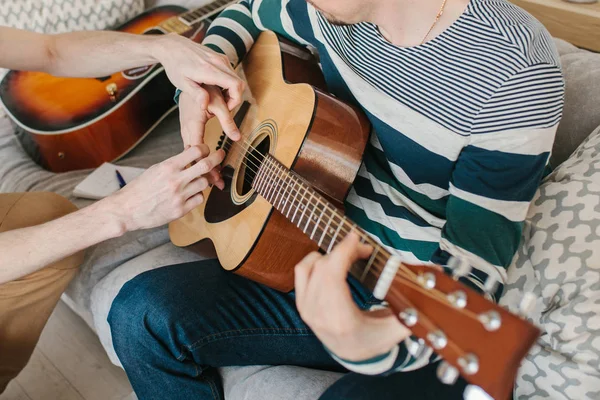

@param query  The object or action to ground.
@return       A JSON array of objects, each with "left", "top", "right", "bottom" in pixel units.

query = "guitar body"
[
  {"left": 169, "top": 32, "right": 371, "bottom": 292},
  {"left": 0, "top": 5, "right": 209, "bottom": 172}
]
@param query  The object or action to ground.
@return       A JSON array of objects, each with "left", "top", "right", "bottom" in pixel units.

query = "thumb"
[{"left": 329, "top": 232, "right": 372, "bottom": 275}]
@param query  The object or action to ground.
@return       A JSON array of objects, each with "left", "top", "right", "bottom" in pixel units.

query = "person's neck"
[{"left": 368, "top": 0, "right": 470, "bottom": 47}]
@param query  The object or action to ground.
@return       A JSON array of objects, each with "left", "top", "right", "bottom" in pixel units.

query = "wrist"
[
  {"left": 147, "top": 34, "right": 173, "bottom": 65},
  {"left": 91, "top": 197, "right": 131, "bottom": 238}
]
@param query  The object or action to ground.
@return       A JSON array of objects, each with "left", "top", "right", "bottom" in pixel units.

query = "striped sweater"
[{"left": 200, "top": 0, "right": 564, "bottom": 374}]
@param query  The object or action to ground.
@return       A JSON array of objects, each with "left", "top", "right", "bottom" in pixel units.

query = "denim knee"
[{"left": 108, "top": 267, "right": 179, "bottom": 362}]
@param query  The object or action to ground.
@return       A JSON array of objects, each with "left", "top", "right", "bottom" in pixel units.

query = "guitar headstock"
[{"left": 383, "top": 259, "right": 539, "bottom": 400}]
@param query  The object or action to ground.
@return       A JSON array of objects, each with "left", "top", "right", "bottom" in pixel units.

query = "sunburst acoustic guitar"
[
  {"left": 169, "top": 31, "right": 540, "bottom": 400},
  {"left": 0, "top": 0, "right": 235, "bottom": 172}
]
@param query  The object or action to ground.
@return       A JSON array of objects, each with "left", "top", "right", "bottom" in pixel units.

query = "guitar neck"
[
  {"left": 158, "top": 0, "right": 235, "bottom": 34},
  {"left": 252, "top": 153, "right": 394, "bottom": 294},
  {"left": 180, "top": 0, "right": 235, "bottom": 25}
]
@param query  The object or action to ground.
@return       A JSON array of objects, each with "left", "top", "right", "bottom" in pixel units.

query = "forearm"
[
  {"left": 0, "top": 198, "right": 126, "bottom": 284},
  {"left": 47, "top": 30, "right": 165, "bottom": 77},
  {"left": 0, "top": 27, "right": 164, "bottom": 77}
]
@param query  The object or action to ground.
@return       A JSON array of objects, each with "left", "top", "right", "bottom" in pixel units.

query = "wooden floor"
[{"left": 0, "top": 301, "right": 136, "bottom": 400}]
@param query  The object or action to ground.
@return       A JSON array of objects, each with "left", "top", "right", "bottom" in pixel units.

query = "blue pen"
[{"left": 115, "top": 169, "right": 127, "bottom": 188}]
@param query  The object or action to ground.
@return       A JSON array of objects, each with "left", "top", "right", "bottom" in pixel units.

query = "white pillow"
[
  {"left": 0, "top": 0, "right": 144, "bottom": 33},
  {"left": 501, "top": 125, "right": 600, "bottom": 400}
]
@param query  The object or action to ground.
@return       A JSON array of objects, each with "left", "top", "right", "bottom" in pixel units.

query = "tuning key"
[
  {"left": 427, "top": 330, "right": 448, "bottom": 350},
  {"left": 458, "top": 354, "right": 479, "bottom": 375},
  {"left": 478, "top": 310, "right": 502, "bottom": 331},
  {"left": 447, "top": 290, "right": 467, "bottom": 308},
  {"left": 483, "top": 275, "right": 499, "bottom": 294},
  {"left": 417, "top": 272, "right": 436, "bottom": 289},
  {"left": 406, "top": 338, "right": 427, "bottom": 358},
  {"left": 399, "top": 308, "right": 418, "bottom": 327},
  {"left": 436, "top": 361, "right": 459, "bottom": 385},
  {"left": 519, "top": 292, "right": 537, "bottom": 316},
  {"left": 447, "top": 256, "right": 471, "bottom": 279}
]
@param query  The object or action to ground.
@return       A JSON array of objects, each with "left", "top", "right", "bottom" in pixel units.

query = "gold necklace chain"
[{"left": 420, "top": 0, "right": 448, "bottom": 45}]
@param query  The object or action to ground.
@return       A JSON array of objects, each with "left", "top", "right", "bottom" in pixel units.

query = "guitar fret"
[
  {"left": 310, "top": 204, "right": 326, "bottom": 241},
  {"left": 303, "top": 193, "right": 316, "bottom": 233},
  {"left": 318, "top": 211, "right": 335, "bottom": 248},
  {"left": 291, "top": 184, "right": 304, "bottom": 223},
  {"left": 273, "top": 171, "right": 287, "bottom": 209},
  {"left": 299, "top": 192, "right": 313, "bottom": 233},
  {"left": 360, "top": 247, "right": 379, "bottom": 283},
  {"left": 277, "top": 175, "right": 290, "bottom": 210},
  {"left": 279, "top": 173, "right": 291, "bottom": 213},
  {"left": 271, "top": 165, "right": 286, "bottom": 204},
  {"left": 284, "top": 177, "right": 299, "bottom": 217},
  {"left": 265, "top": 162, "right": 282, "bottom": 202},
  {"left": 327, "top": 217, "right": 345, "bottom": 253}
]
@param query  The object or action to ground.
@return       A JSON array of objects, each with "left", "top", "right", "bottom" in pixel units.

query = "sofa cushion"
[
  {"left": 0, "top": 0, "right": 144, "bottom": 33},
  {"left": 501, "top": 125, "right": 600, "bottom": 400},
  {"left": 551, "top": 40, "right": 600, "bottom": 168}
]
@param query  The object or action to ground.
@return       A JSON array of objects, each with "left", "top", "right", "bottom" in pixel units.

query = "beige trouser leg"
[{"left": 0, "top": 192, "right": 84, "bottom": 393}]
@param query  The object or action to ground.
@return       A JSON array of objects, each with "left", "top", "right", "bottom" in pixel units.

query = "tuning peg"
[
  {"left": 436, "top": 361, "right": 459, "bottom": 385},
  {"left": 478, "top": 310, "right": 502, "bottom": 331},
  {"left": 417, "top": 272, "right": 436, "bottom": 289},
  {"left": 447, "top": 256, "right": 471, "bottom": 279},
  {"left": 427, "top": 330, "right": 448, "bottom": 350},
  {"left": 406, "top": 338, "right": 428, "bottom": 358},
  {"left": 463, "top": 385, "right": 493, "bottom": 400},
  {"left": 458, "top": 354, "right": 479, "bottom": 375},
  {"left": 483, "top": 275, "right": 499, "bottom": 295},
  {"left": 399, "top": 308, "right": 418, "bottom": 327},
  {"left": 447, "top": 290, "right": 467, "bottom": 308},
  {"left": 519, "top": 292, "right": 537, "bottom": 316}
]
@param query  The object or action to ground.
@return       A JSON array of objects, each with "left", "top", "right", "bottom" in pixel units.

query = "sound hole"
[{"left": 237, "top": 136, "right": 270, "bottom": 197}]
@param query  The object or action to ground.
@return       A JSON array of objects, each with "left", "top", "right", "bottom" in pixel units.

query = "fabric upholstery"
[
  {"left": 550, "top": 40, "right": 600, "bottom": 168},
  {"left": 0, "top": 192, "right": 83, "bottom": 393},
  {"left": 501, "top": 125, "right": 600, "bottom": 399},
  {"left": 0, "top": 0, "right": 144, "bottom": 33}
]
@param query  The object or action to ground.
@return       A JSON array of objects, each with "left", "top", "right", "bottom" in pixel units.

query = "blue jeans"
[{"left": 108, "top": 260, "right": 467, "bottom": 400}]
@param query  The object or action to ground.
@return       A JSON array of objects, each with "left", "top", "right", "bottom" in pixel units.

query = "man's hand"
[
  {"left": 106, "top": 145, "right": 224, "bottom": 232},
  {"left": 179, "top": 88, "right": 241, "bottom": 149},
  {"left": 152, "top": 35, "right": 243, "bottom": 148},
  {"left": 295, "top": 233, "right": 411, "bottom": 362},
  {"left": 153, "top": 34, "right": 244, "bottom": 113}
]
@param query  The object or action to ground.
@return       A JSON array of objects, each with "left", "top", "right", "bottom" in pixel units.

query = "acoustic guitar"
[
  {"left": 0, "top": 0, "right": 235, "bottom": 172},
  {"left": 169, "top": 31, "right": 540, "bottom": 400}
]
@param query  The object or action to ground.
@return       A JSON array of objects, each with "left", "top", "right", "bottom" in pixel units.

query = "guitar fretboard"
[
  {"left": 252, "top": 153, "right": 391, "bottom": 291},
  {"left": 179, "top": 0, "right": 235, "bottom": 25}
]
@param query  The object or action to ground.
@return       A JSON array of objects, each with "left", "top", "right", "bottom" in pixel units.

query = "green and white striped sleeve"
[{"left": 202, "top": 0, "right": 314, "bottom": 67}]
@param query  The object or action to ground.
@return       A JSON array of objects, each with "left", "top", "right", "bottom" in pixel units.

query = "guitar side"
[{"left": 0, "top": 6, "right": 205, "bottom": 172}]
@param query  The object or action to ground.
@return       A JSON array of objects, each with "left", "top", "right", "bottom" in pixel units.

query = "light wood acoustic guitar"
[
  {"left": 169, "top": 31, "right": 540, "bottom": 400},
  {"left": 0, "top": 0, "right": 235, "bottom": 172}
]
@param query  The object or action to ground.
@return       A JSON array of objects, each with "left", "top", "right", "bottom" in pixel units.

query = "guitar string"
[
  {"left": 222, "top": 136, "right": 423, "bottom": 279},
  {"left": 220, "top": 138, "right": 410, "bottom": 276},
  {"left": 220, "top": 138, "right": 439, "bottom": 288},
  {"left": 217, "top": 137, "right": 482, "bottom": 320}
]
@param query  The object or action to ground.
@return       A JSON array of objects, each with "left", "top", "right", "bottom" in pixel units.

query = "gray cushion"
[
  {"left": 501, "top": 125, "right": 600, "bottom": 399},
  {"left": 551, "top": 39, "right": 600, "bottom": 168}
]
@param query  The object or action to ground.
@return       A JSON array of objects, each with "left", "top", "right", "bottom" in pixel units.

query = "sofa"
[{"left": 0, "top": 1, "right": 599, "bottom": 399}]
